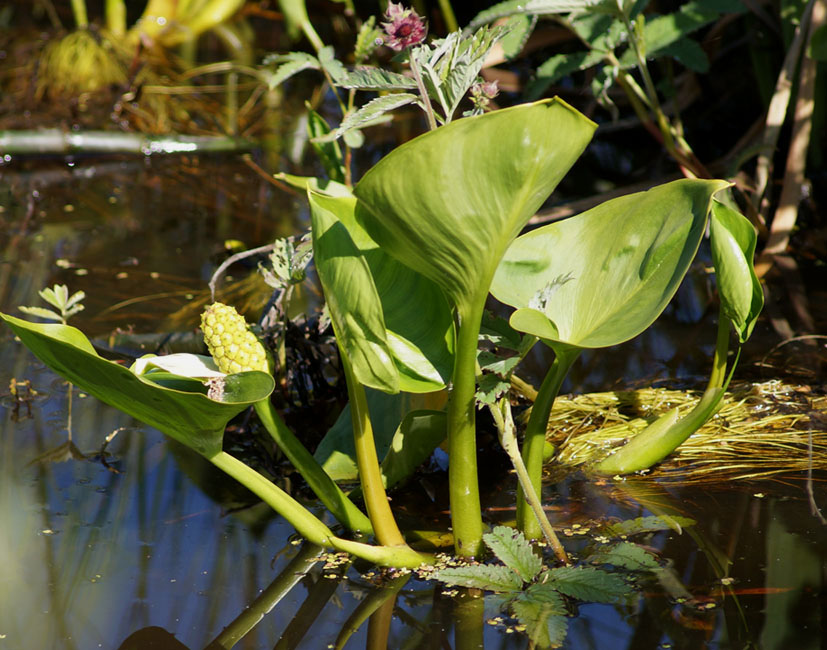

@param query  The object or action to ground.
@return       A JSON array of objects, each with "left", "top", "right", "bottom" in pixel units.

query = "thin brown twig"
[
  {"left": 755, "top": 0, "right": 824, "bottom": 278},
  {"left": 751, "top": 0, "right": 817, "bottom": 219}
]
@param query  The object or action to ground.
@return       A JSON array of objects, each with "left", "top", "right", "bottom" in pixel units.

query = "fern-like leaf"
[
  {"left": 314, "top": 94, "right": 419, "bottom": 143},
  {"left": 545, "top": 566, "right": 632, "bottom": 603},
  {"left": 264, "top": 52, "right": 320, "bottom": 89},
  {"left": 337, "top": 68, "right": 417, "bottom": 91},
  {"left": 18, "top": 306, "right": 63, "bottom": 322},
  {"left": 468, "top": 0, "right": 601, "bottom": 30}
]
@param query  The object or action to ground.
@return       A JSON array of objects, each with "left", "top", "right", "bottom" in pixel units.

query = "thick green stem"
[
  {"left": 447, "top": 299, "right": 486, "bottom": 558},
  {"left": 105, "top": 0, "right": 127, "bottom": 36},
  {"left": 437, "top": 0, "right": 459, "bottom": 33},
  {"left": 329, "top": 536, "right": 432, "bottom": 568},
  {"left": 70, "top": 0, "right": 89, "bottom": 28},
  {"left": 707, "top": 311, "right": 731, "bottom": 391},
  {"left": 340, "top": 356, "right": 407, "bottom": 548},
  {"left": 517, "top": 347, "right": 579, "bottom": 540},
  {"left": 253, "top": 399, "right": 374, "bottom": 534},
  {"left": 209, "top": 450, "right": 335, "bottom": 545}
]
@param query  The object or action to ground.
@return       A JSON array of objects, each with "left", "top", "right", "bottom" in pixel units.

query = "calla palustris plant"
[
  {"left": 592, "top": 198, "right": 763, "bottom": 475},
  {"left": 490, "top": 181, "right": 762, "bottom": 521},
  {"left": 352, "top": 98, "right": 597, "bottom": 557},
  {"left": 0, "top": 313, "right": 429, "bottom": 568}
]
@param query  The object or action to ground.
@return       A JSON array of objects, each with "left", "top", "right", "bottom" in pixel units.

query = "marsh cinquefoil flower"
[
  {"left": 382, "top": 2, "right": 427, "bottom": 51},
  {"left": 470, "top": 80, "right": 499, "bottom": 110}
]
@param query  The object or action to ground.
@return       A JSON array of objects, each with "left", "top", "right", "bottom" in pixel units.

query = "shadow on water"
[{"left": 2, "top": 153, "right": 826, "bottom": 648}]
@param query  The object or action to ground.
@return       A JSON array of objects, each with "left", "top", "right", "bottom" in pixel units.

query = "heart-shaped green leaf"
[
  {"left": 310, "top": 192, "right": 400, "bottom": 393},
  {"left": 353, "top": 98, "right": 597, "bottom": 315},
  {"left": 1, "top": 313, "right": 274, "bottom": 457},
  {"left": 709, "top": 200, "right": 763, "bottom": 343},
  {"left": 310, "top": 191, "right": 454, "bottom": 392},
  {"left": 492, "top": 179, "right": 730, "bottom": 349}
]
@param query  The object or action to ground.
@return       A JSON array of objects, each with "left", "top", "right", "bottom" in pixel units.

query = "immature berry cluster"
[{"left": 201, "top": 302, "right": 269, "bottom": 374}]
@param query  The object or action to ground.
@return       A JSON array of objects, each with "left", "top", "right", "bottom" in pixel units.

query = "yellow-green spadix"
[{"left": 201, "top": 302, "right": 269, "bottom": 374}]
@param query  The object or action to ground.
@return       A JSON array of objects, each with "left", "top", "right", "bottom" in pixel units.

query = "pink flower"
[
  {"left": 470, "top": 79, "right": 499, "bottom": 110},
  {"left": 471, "top": 80, "right": 499, "bottom": 101},
  {"left": 382, "top": 2, "right": 427, "bottom": 51}
]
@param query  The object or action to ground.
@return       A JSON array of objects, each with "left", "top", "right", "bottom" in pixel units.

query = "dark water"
[{"left": 1, "top": 154, "right": 826, "bottom": 649}]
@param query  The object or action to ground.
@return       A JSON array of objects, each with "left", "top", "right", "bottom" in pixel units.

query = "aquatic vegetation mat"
[{"left": 546, "top": 380, "right": 827, "bottom": 482}]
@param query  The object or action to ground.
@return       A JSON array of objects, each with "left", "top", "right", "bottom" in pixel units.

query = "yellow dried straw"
[{"left": 541, "top": 380, "right": 827, "bottom": 483}]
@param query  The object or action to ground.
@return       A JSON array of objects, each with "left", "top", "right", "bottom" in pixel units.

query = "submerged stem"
[
  {"left": 340, "top": 355, "right": 407, "bottom": 548},
  {"left": 517, "top": 347, "right": 579, "bottom": 540}
]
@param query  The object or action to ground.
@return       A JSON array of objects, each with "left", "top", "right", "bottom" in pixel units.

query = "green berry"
[{"left": 200, "top": 302, "right": 270, "bottom": 374}]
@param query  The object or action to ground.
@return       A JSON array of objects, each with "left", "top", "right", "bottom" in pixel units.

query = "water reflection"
[{"left": 1, "top": 155, "right": 826, "bottom": 648}]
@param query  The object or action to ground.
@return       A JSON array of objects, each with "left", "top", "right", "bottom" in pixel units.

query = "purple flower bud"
[
  {"left": 381, "top": 2, "right": 427, "bottom": 51},
  {"left": 471, "top": 80, "right": 499, "bottom": 101}
]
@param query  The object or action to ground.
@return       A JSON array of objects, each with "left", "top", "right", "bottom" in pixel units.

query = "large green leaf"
[
  {"left": 310, "top": 191, "right": 454, "bottom": 392},
  {"left": 1, "top": 314, "right": 274, "bottom": 457},
  {"left": 310, "top": 192, "right": 399, "bottom": 393},
  {"left": 709, "top": 200, "right": 763, "bottom": 343},
  {"left": 492, "top": 179, "right": 729, "bottom": 349},
  {"left": 353, "top": 99, "right": 597, "bottom": 314}
]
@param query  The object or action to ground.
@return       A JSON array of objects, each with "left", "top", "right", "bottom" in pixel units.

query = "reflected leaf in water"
[
  {"left": 116, "top": 626, "right": 190, "bottom": 650},
  {"left": 26, "top": 439, "right": 88, "bottom": 465}
]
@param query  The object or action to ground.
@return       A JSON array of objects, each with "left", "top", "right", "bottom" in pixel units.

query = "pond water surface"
[{"left": 1, "top": 153, "right": 826, "bottom": 649}]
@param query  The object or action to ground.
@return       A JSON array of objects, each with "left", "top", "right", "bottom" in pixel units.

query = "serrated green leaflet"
[
  {"left": 316, "top": 94, "right": 419, "bottom": 144},
  {"left": 492, "top": 179, "right": 729, "bottom": 351},
  {"left": 512, "top": 586, "right": 569, "bottom": 648},
  {"left": 1, "top": 313, "right": 274, "bottom": 457},
  {"left": 546, "top": 566, "right": 632, "bottom": 603},
  {"left": 434, "top": 564, "right": 524, "bottom": 593},
  {"left": 354, "top": 99, "right": 596, "bottom": 315},
  {"left": 484, "top": 526, "right": 543, "bottom": 583},
  {"left": 601, "top": 515, "right": 696, "bottom": 537},
  {"left": 468, "top": 0, "right": 602, "bottom": 30},
  {"left": 589, "top": 542, "right": 661, "bottom": 571}
]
